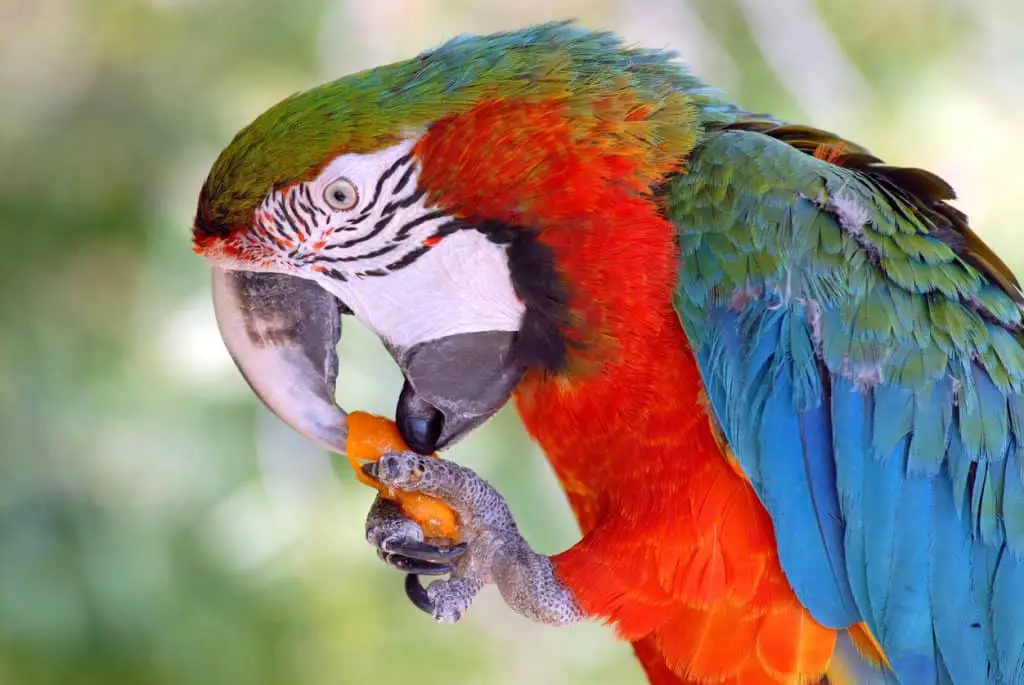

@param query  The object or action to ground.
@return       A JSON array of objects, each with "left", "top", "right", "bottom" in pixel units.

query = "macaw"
[{"left": 192, "top": 23, "right": 1024, "bottom": 685}]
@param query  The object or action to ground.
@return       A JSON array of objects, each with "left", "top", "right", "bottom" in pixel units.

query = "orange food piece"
[{"left": 344, "top": 410, "right": 461, "bottom": 541}]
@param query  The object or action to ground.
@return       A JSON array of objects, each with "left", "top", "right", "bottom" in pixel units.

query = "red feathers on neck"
[{"left": 417, "top": 98, "right": 836, "bottom": 683}]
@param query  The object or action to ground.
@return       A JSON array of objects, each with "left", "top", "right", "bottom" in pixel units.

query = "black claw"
[
  {"left": 382, "top": 554, "right": 455, "bottom": 575},
  {"left": 382, "top": 538, "right": 467, "bottom": 563},
  {"left": 405, "top": 573, "right": 435, "bottom": 615},
  {"left": 361, "top": 461, "right": 378, "bottom": 479}
]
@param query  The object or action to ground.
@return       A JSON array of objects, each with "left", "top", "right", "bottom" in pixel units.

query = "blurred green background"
[{"left": 1, "top": 1, "right": 1021, "bottom": 683}]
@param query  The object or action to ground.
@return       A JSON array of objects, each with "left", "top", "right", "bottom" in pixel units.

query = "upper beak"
[
  {"left": 212, "top": 267, "right": 349, "bottom": 451},
  {"left": 211, "top": 267, "right": 523, "bottom": 456}
]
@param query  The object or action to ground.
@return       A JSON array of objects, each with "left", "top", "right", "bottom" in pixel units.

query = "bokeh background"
[{"left": 2, "top": 1, "right": 1022, "bottom": 683}]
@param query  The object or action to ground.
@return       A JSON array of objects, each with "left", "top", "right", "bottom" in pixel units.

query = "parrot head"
[{"left": 193, "top": 23, "right": 708, "bottom": 454}]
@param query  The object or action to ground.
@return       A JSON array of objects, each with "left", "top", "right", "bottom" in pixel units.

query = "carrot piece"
[{"left": 344, "top": 410, "right": 461, "bottom": 541}]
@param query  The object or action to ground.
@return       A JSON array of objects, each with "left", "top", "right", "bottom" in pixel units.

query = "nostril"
[{"left": 396, "top": 379, "right": 444, "bottom": 454}]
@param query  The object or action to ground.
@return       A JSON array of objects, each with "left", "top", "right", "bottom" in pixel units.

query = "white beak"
[{"left": 211, "top": 266, "right": 349, "bottom": 451}]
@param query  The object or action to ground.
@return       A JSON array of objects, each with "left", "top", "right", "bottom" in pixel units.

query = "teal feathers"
[
  {"left": 194, "top": 20, "right": 1024, "bottom": 680},
  {"left": 668, "top": 123, "right": 1024, "bottom": 683}
]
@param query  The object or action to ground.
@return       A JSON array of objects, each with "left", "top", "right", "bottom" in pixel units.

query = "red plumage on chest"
[{"left": 416, "top": 98, "right": 836, "bottom": 684}]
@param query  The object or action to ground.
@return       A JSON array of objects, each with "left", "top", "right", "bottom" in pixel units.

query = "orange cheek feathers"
[{"left": 344, "top": 411, "right": 461, "bottom": 541}]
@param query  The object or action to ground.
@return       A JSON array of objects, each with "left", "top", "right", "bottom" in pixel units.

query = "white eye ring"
[{"left": 323, "top": 177, "right": 359, "bottom": 211}]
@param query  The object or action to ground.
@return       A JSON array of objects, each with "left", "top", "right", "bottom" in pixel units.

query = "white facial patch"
[
  {"left": 248, "top": 138, "right": 527, "bottom": 349},
  {"left": 314, "top": 230, "right": 526, "bottom": 349}
]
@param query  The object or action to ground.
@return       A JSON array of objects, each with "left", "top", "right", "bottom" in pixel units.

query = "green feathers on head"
[{"left": 195, "top": 21, "right": 739, "bottom": 240}]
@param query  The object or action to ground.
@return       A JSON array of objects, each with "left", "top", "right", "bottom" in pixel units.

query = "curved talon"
[
  {"left": 366, "top": 495, "right": 466, "bottom": 577},
  {"left": 381, "top": 538, "right": 467, "bottom": 562},
  {"left": 381, "top": 554, "right": 455, "bottom": 576},
  {"left": 368, "top": 454, "right": 582, "bottom": 626},
  {"left": 405, "top": 574, "right": 435, "bottom": 615}
]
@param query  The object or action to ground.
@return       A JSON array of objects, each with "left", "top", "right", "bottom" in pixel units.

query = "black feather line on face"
[
  {"left": 362, "top": 152, "right": 414, "bottom": 214},
  {"left": 472, "top": 219, "right": 570, "bottom": 374}
]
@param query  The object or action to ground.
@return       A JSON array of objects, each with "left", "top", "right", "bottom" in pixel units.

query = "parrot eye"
[{"left": 323, "top": 177, "right": 359, "bottom": 211}]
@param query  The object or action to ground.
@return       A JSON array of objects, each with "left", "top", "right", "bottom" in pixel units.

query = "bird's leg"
[{"left": 363, "top": 452, "right": 583, "bottom": 626}]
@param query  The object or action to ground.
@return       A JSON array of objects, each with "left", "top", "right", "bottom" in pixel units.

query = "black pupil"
[{"left": 333, "top": 188, "right": 348, "bottom": 204}]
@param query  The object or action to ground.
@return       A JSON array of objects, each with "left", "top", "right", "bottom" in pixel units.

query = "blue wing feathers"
[
  {"left": 831, "top": 378, "right": 873, "bottom": 627},
  {"left": 1002, "top": 446, "right": 1024, "bottom": 551},
  {"left": 970, "top": 544, "right": 1003, "bottom": 680},
  {"left": 878, "top": 470, "right": 938, "bottom": 682},
  {"left": 991, "top": 549, "right": 1024, "bottom": 682},
  {"left": 929, "top": 476, "right": 990, "bottom": 685},
  {"left": 871, "top": 385, "right": 915, "bottom": 462},
  {"left": 755, "top": 321, "right": 858, "bottom": 625},
  {"left": 907, "top": 381, "right": 952, "bottom": 475},
  {"left": 670, "top": 128, "right": 1024, "bottom": 683},
  {"left": 831, "top": 377, "right": 869, "bottom": 515},
  {"left": 797, "top": 398, "right": 853, "bottom": 619},
  {"left": 979, "top": 460, "right": 1005, "bottom": 546},
  {"left": 972, "top": 364, "right": 1011, "bottom": 461},
  {"left": 859, "top": 428, "right": 901, "bottom": 640}
]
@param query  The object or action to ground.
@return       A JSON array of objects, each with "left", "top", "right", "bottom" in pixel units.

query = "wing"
[{"left": 666, "top": 123, "right": 1024, "bottom": 684}]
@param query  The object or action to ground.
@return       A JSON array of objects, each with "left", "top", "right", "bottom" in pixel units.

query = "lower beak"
[
  {"left": 390, "top": 331, "right": 525, "bottom": 454},
  {"left": 211, "top": 268, "right": 523, "bottom": 456}
]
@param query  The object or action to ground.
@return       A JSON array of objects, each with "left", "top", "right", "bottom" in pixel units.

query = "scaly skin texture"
[
  {"left": 416, "top": 98, "right": 836, "bottom": 683},
  {"left": 196, "top": 24, "right": 1024, "bottom": 683},
  {"left": 366, "top": 451, "right": 583, "bottom": 626}
]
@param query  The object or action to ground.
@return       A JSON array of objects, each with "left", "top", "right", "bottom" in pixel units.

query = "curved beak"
[
  {"left": 212, "top": 267, "right": 523, "bottom": 457},
  {"left": 389, "top": 332, "right": 525, "bottom": 454},
  {"left": 211, "top": 267, "right": 348, "bottom": 452}
]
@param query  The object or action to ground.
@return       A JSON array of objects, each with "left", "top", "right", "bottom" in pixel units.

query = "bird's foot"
[{"left": 363, "top": 452, "right": 582, "bottom": 626}]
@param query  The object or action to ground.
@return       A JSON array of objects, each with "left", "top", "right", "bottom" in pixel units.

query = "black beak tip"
[
  {"left": 404, "top": 416, "right": 442, "bottom": 454},
  {"left": 396, "top": 380, "right": 444, "bottom": 454}
]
